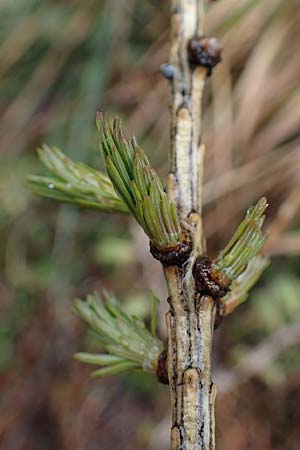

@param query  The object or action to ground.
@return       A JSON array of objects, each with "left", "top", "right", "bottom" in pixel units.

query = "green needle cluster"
[
  {"left": 74, "top": 291, "right": 163, "bottom": 378},
  {"left": 223, "top": 256, "right": 270, "bottom": 314},
  {"left": 28, "top": 145, "right": 128, "bottom": 213},
  {"left": 214, "top": 197, "right": 268, "bottom": 280},
  {"left": 97, "top": 112, "right": 182, "bottom": 248}
]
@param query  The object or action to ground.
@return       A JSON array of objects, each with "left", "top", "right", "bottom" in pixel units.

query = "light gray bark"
[{"left": 165, "top": 2, "right": 217, "bottom": 449}]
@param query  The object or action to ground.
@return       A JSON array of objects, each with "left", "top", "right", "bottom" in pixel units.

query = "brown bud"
[
  {"left": 156, "top": 349, "right": 169, "bottom": 385},
  {"left": 150, "top": 230, "right": 192, "bottom": 266},
  {"left": 193, "top": 257, "right": 230, "bottom": 298},
  {"left": 188, "top": 36, "right": 223, "bottom": 75}
]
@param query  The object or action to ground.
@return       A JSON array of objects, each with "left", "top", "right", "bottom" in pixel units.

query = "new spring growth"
[
  {"left": 28, "top": 114, "right": 192, "bottom": 265},
  {"left": 28, "top": 145, "right": 128, "bottom": 213},
  {"left": 215, "top": 197, "right": 268, "bottom": 279},
  {"left": 97, "top": 112, "right": 192, "bottom": 264},
  {"left": 193, "top": 198, "right": 268, "bottom": 298},
  {"left": 74, "top": 291, "right": 163, "bottom": 378},
  {"left": 222, "top": 256, "right": 270, "bottom": 316}
]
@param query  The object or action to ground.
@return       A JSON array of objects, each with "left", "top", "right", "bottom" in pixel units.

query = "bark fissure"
[{"left": 165, "top": 1, "right": 216, "bottom": 449}]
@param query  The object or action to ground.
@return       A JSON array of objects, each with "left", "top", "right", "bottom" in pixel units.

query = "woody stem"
[{"left": 164, "top": 1, "right": 217, "bottom": 449}]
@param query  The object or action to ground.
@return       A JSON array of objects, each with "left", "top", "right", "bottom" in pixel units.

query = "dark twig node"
[
  {"left": 156, "top": 349, "right": 169, "bottom": 385},
  {"left": 188, "top": 36, "right": 223, "bottom": 76},
  {"left": 150, "top": 230, "right": 192, "bottom": 266},
  {"left": 193, "top": 257, "right": 230, "bottom": 298}
]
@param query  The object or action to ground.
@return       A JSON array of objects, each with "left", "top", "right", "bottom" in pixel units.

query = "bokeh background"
[{"left": 1, "top": 0, "right": 300, "bottom": 449}]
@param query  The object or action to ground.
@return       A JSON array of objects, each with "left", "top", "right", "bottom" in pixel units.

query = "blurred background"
[{"left": 0, "top": 0, "right": 300, "bottom": 449}]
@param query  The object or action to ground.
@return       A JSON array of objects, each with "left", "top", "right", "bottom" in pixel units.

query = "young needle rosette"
[
  {"left": 74, "top": 291, "right": 163, "bottom": 378},
  {"left": 193, "top": 197, "right": 268, "bottom": 299},
  {"left": 28, "top": 145, "right": 128, "bottom": 213},
  {"left": 97, "top": 112, "right": 192, "bottom": 266}
]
